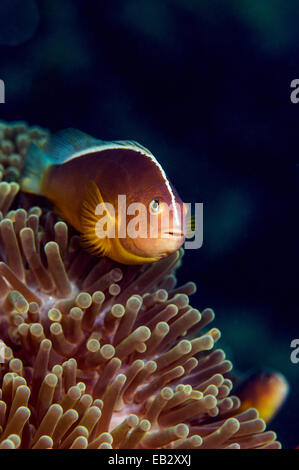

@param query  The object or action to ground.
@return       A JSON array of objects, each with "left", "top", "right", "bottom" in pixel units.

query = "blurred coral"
[
  {"left": 0, "top": 122, "right": 281, "bottom": 449},
  {"left": 0, "top": 121, "right": 48, "bottom": 183}
]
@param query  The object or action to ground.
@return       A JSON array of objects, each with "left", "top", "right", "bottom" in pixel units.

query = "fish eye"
[{"left": 149, "top": 198, "right": 161, "bottom": 214}]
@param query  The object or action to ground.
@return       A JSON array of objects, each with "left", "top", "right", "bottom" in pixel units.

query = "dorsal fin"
[
  {"left": 44, "top": 128, "right": 154, "bottom": 164},
  {"left": 44, "top": 128, "right": 110, "bottom": 163},
  {"left": 113, "top": 140, "right": 153, "bottom": 156}
]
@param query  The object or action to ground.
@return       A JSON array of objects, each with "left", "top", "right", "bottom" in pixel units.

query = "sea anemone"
[{"left": 0, "top": 121, "right": 281, "bottom": 449}]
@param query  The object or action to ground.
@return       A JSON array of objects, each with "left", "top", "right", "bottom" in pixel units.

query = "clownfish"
[
  {"left": 236, "top": 371, "right": 289, "bottom": 423},
  {"left": 21, "top": 129, "right": 186, "bottom": 264}
]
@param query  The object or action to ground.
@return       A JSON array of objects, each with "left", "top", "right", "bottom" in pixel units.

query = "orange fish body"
[
  {"left": 236, "top": 372, "right": 289, "bottom": 423},
  {"left": 21, "top": 129, "right": 186, "bottom": 264},
  {"left": 42, "top": 150, "right": 125, "bottom": 232}
]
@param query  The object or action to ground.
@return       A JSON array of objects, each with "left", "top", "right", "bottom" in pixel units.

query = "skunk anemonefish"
[
  {"left": 21, "top": 129, "right": 186, "bottom": 264},
  {"left": 236, "top": 371, "right": 289, "bottom": 423}
]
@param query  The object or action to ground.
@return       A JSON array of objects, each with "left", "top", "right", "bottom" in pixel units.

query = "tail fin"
[{"left": 21, "top": 144, "right": 52, "bottom": 195}]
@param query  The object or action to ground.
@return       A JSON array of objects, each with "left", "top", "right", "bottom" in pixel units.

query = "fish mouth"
[{"left": 163, "top": 231, "right": 185, "bottom": 238}]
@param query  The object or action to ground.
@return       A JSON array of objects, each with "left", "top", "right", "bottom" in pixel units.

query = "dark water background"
[{"left": 0, "top": 0, "right": 297, "bottom": 448}]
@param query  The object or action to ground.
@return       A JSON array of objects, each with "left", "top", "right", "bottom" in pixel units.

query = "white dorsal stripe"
[
  {"left": 142, "top": 150, "right": 180, "bottom": 226},
  {"left": 64, "top": 143, "right": 180, "bottom": 225}
]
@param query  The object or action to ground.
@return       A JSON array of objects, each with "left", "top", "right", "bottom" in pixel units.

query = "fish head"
[{"left": 117, "top": 167, "right": 187, "bottom": 262}]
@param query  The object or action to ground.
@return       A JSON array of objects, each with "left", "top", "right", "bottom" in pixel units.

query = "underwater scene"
[{"left": 0, "top": 0, "right": 297, "bottom": 451}]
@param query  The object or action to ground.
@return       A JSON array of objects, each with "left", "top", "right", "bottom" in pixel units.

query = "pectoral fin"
[{"left": 80, "top": 181, "right": 114, "bottom": 257}]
